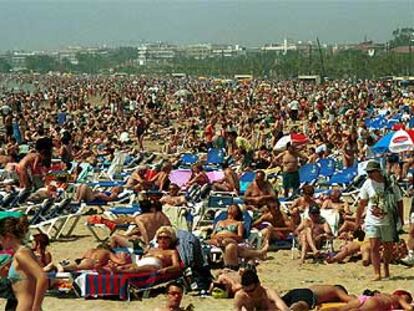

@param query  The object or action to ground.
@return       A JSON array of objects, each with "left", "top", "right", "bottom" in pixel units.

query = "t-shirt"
[{"left": 359, "top": 178, "right": 401, "bottom": 226}]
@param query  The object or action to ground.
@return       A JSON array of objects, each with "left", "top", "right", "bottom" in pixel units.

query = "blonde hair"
[{"left": 155, "top": 226, "right": 177, "bottom": 244}]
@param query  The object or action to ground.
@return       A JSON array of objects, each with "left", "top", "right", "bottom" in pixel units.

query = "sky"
[{"left": 0, "top": 0, "right": 413, "bottom": 52}]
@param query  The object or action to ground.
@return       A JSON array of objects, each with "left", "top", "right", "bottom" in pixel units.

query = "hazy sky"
[{"left": 0, "top": 0, "right": 413, "bottom": 51}]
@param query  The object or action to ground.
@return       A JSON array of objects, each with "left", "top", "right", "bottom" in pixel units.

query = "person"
[
  {"left": 289, "top": 185, "right": 318, "bottom": 228},
  {"left": 234, "top": 269, "right": 289, "bottom": 311},
  {"left": 155, "top": 282, "right": 189, "bottom": 311},
  {"left": 59, "top": 131, "right": 73, "bottom": 170},
  {"left": 31, "top": 233, "right": 53, "bottom": 271},
  {"left": 209, "top": 268, "right": 243, "bottom": 298},
  {"left": 109, "top": 199, "right": 171, "bottom": 248},
  {"left": 135, "top": 114, "right": 147, "bottom": 151},
  {"left": 126, "top": 166, "right": 151, "bottom": 192},
  {"left": 73, "top": 184, "right": 123, "bottom": 204},
  {"left": 185, "top": 163, "right": 209, "bottom": 189},
  {"left": 355, "top": 160, "right": 403, "bottom": 281},
  {"left": 295, "top": 205, "right": 333, "bottom": 264},
  {"left": 275, "top": 143, "right": 306, "bottom": 198},
  {"left": 212, "top": 165, "right": 240, "bottom": 194},
  {"left": 52, "top": 243, "right": 127, "bottom": 272},
  {"left": 116, "top": 226, "right": 181, "bottom": 275},
  {"left": 150, "top": 162, "right": 173, "bottom": 191},
  {"left": 253, "top": 199, "right": 293, "bottom": 245},
  {"left": 281, "top": 284, "right": 354, "bottom": 311},
  {"left": 244, "top": 170, "right": 277, "bottom": 210},
  {"left": 0, "top": 211, "right": 48, "bottom": 311},
  {"left": 0, "top": 254, "right": 18, "bottom": 311},
  {"left": 326, "top": 231, "right": 371, "bottom": 266},
  {"left": 16, "top": 137, "right": 53, "bottom": 189},
  {"left": 209, "top": 205, "right": 268, "bottom": 270},
  {"left": 160, "top": 183, "right": 187, "bottom": 206},
  {"left": 339, "top": 289, "right": 413, "bottom": 311}
]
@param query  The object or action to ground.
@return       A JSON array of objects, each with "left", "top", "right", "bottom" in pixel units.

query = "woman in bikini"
[
  {"left": 339, "top": 290, "right": 413, "bottom": 311},
  {"left": 0, "top": 212, "right": 48, "bottom": 311},
  {"left": 31, "top": 233, "right": 53, "bottom": 271},
  {"left": 116, "top": 226, "right": 181, "bottom": 275},
  {"left": 209, "top": 205, "right": 268, "bottom": 270}
]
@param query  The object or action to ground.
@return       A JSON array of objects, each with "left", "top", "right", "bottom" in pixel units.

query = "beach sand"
[
  {"left": 1, "top": 212, "right": 413, "bottom": 311},
  {"left": 1, "top": 151, "right": 413, "bottom": 311}
]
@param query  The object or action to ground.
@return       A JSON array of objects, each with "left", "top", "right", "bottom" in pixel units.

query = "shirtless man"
[
  {"left": 212, "top": 165, "right": 240, "bottom": 194},
  {"left": 56, "top": 243, "right": 126, "bottom": 272},
  {"left": 281, "top": 284, "right": 354, "bottom": 311},
  {"left": 160, "top": 183, "right": 187, "bottom": 206},
  {"left": 253, "top": 202, "right": 293, "bottom": 244},
  {"left": 275, "top": 143, "right": 305, "bottom": 197},
  {"left": 244, "top": 170, "right": 277, "bottom": 210},
  {"left": 234, "top": 269, "right": 289, "bottom": 311},
  {"left": 110, "top": 200, "right": 171, "bottom": 247}
]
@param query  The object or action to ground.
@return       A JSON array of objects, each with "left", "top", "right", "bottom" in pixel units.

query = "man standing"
[
  {"left": 356, "top": 161, "right": 403, "bottom": 281},
  {"left": 275, "top": 143, "right": 305, "bottom": 198}
]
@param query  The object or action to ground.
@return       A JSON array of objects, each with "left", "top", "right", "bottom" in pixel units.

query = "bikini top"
[
  {"left": 8, "top": 248, "right": 27, "bottom": 284},
  {"left": 216, "top": 223, "right": 238, "bottom": 234}
]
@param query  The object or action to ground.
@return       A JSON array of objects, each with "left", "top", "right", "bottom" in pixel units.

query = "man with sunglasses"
[
  {"left": 155, "top": 282, "right": 189, "bottom": 311},
  {"left": 234, "top": 269, "right": 289, "bottom": 311}
]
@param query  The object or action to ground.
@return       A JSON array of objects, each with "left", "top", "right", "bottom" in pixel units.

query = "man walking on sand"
[{"left": 355, "top": 160, "right": 403, "bottom": 281}]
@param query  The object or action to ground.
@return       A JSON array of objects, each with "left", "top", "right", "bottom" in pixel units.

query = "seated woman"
[
  {"left": 116, "top": 226, "right": 181, "bottom": 275},
  {"left": 290, "top": 185, "right": 318, "bottom": 228},
  {"left": 212, "top": 166, "right": 240, "bottom": 194},
  {"left": 51, "top": 243, "right": 127, "bottom": 272},
  {"left": 208, "top": 205, "right": 268, "bottom": 270},
  {"left": 185, "top": 163, "right": 209, "bottom": 189},
  {"left": 73, "top": 184, "right": 123, "bottom": 204},
  {"left": 339, "top": 290, "right": 413, "bottom": 311},
  {"left": 295, "top": 206, "right": 333, "bottom": 264},
  {"left": 252, "top": 200, "right": 293, "bottom": 245}
]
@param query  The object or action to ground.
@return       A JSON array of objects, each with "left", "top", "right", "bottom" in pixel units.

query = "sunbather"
[
  {"left": 185, "top": 163, "right": 209, "bottom": 188},
  {"left": 115, "top": 226, "right": 181, "bottom": 275},
  {"left": 244, "top": 170, "right": 277, "bottom": 210},
  {"left": 234, "top": 269, "right": 289, "bottom": 311},
  {"left": 282, "top": 284, "right": 354, "bottom": 311},
  {"left": 212, "top": 165, "right": 240, "bottom": 194},
  {"left": 31, "top": 233, "right": 53, "bottom": 271},
  {"left": 73, "top": 184, "right": 123, "bottom": 204},
  {"left": 160, "top": 183, "right": 187, "bottom": 206},
  {"left": 253, "top": 200, "right": 293, "bottom": 244},
  {"left": 339, "top": 290, "right": 413, "bottom": 311},
  {"left": 208, "top": 205, "right": 268, "bottom": 270},
  {"left": 295, "top": 206, "right": 333, "bottom": 264},
  {"left": 52, "top": 243, "right": 127, "bottom": 272}
]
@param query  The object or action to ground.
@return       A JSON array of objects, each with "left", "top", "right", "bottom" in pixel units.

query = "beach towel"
[
  {"left": 75, "top": 270, "right": 182, "bottom": 300},
  {"left": 169, "top": 169, "right": 192, "bottom": 188}
]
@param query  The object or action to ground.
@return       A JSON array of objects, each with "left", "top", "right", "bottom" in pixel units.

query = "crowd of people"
[{"left": 0, "top": 73, "right": 414, "bottom": 310}]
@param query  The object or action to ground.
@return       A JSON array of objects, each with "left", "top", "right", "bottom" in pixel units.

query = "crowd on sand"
[{"left": 0, "top": 73, "right": 414, "bottom": 310}]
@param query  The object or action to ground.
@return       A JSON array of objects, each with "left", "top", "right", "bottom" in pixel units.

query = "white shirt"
[{"left": 359, "top": 178, "right": 401, "bottom": 226}]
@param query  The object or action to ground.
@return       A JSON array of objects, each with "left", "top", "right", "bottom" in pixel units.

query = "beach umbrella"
[
  {"left": 274, "top": 133, "right": 308, "bottom": 151},
  {"left": 371, "top": 129, "right": 414, "bottom": 154}
]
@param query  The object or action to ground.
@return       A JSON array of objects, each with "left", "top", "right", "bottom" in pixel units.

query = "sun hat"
[
  {"left": 365, "top": 161, "right": 381, "bottom": 173},
  {"left": 0, "top": 211, "right": 23, "bottom": 221}
]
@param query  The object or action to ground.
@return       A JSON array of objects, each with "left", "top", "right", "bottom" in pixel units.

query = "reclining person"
[
  {"left": 281, "top": 284, "right": 354, "bottom": 311},
  {"left": 48, "top": 243, "right": 128, "bottom": 272},
  {"left": 115, "top": 226, "right": 181, "bottom": 275},
  {"left": 211, "top": 165, "right": 240, "bottom": 194},
  {"left": 73, "top": 184, "right": 123, "bottom": 204},
  {"left": 159, "top": 183, "right": 187, "bottom": 206},
  {"left": 339, "top": 290, "right": 413, "bottom": 311}
]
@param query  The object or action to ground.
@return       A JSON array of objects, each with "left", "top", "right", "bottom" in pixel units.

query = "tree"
[
  {"left": 390, "top": 27, "right": 414, "bottom": 48},
  {"left": 0, "top": 58, "right": 11, "bottom": 72}
]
